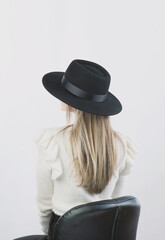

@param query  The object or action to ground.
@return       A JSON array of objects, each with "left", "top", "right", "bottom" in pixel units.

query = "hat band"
[{"left": 61, "top": 74, "right": 107, "bottom": 102}]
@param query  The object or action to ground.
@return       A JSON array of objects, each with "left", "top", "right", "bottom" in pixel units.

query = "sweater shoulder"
[{"left": 115, "top": 131, "right": 138, "bottom": 175}]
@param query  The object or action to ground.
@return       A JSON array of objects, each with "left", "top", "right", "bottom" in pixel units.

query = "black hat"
[{"left": 42, "top": 59, "right": 122, "bottom": 116}]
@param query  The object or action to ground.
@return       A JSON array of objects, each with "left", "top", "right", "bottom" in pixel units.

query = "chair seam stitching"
[{"left": 111, "top": 201, "right": 119, "bottom": 240}]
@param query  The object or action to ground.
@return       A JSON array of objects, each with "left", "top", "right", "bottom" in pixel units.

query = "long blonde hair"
[{"left": 58, "top": 104, "right": 125, "bottom": 194}]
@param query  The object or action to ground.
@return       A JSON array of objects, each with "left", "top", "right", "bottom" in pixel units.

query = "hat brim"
[{"left": 42, "top": 72, "right": 122, "bottom": 116}]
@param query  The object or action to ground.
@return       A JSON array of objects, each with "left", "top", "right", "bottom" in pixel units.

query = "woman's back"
[{"left": 34, "top": 124, "right": 137, "bottom": 234}]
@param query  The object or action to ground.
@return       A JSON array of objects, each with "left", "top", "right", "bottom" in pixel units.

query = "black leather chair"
[{"left": 14, "top": 195, "right": 141, "bottom": 240}]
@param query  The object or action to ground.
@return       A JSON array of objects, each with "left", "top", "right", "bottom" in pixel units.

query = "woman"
[{"left": 14, "top": 59, "right": 137, "bottom": 240}]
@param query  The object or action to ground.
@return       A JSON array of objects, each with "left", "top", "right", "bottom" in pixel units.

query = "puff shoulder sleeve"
[
  {"left": 119, "top": 135, "right": 138, "bottom": 176},
  {"left": 33, "top": 127, "right": 63, "bottom": 234},
  {"left": 33, "top": 127, "right": 63, "bottom": 180}
]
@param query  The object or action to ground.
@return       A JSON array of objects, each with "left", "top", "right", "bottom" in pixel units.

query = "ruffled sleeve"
[
  {"left": 33, "top": 127, "right": 63, "bottom": 234},
  {"left": 33, "top": 127, "right": 63, "bottom": 180},
  {"left": 119, "top": 135, "right": 138, "bottom": 176}
]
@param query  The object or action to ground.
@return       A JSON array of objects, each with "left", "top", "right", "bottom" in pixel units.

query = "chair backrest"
[{"left": 51, "top": 195, "right": 141, "bottom": 240}]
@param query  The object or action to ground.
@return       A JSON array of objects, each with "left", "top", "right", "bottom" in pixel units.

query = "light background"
[{"left": 0, "top": 0, "right": 164, "bottom": 239}]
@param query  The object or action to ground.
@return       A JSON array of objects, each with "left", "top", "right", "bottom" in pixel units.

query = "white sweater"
[{"left": 33, "top": 125, "right": 138, "bottom": 235}]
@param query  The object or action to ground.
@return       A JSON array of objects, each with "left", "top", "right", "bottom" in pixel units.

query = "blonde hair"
[{"left": 58, "top": 104, "right": 125, "bottom": 194}]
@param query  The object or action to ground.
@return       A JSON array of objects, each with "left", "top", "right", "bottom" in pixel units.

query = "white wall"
[{"left": 0, "top": 0, "right": 164, "bottom": 239}]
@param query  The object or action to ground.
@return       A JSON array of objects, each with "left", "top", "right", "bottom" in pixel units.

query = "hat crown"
[{"left": 64, "top": 59, "right": 111, "bottom": 95}]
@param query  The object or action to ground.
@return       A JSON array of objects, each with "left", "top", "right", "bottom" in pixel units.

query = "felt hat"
[{"left": 42, "top": 59, "right": 122, "bottom": 116}]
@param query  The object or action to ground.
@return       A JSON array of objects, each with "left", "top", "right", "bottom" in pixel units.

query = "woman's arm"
[{"left": 35, "top": 147, "right": 54, "bottom": 235}]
